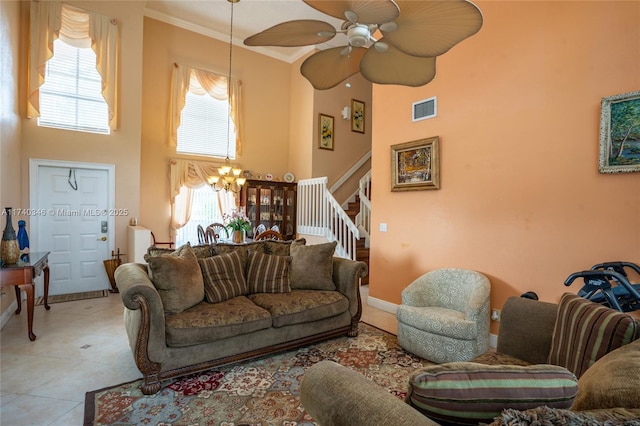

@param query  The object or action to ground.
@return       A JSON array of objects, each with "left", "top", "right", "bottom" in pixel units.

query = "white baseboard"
[
  {"left": 367, "top": 295, "right": 398, "bottom": 315},
  {"left": 368, "top": 295, "right": 498, "bottom": 349},
  {"left": 490, "top": 334, "right": 498, "bottom": 349},
  {"left": 0, "top": 300, "right": 17, "bottom": 330}
]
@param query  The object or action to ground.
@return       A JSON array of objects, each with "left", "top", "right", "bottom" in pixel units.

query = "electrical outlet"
[{"left": 491, "top": 309, "right": 500, "bottom": 322}]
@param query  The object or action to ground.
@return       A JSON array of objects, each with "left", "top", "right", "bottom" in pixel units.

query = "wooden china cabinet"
[{"left": 240, "top": 179, "right": 297, "bottom": 240}]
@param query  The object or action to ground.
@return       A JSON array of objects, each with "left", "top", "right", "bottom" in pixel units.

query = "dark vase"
[
  {"left": 17, "top": 220, "right": 29, "bottom": 250},
  {"left": 1, "top": 207, "right": 20, "bottom": 265}
]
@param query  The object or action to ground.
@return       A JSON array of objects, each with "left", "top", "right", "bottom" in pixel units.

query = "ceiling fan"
[{"left": 244, "top": 0, "right": 483, "bottom": 90}]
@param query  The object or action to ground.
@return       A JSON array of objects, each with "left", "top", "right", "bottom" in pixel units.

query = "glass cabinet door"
[
  {"left": 259, "top": 187, "right": 271, "bottom": 230},
  {"left": 272, "top": 187, "right": 284, "bottom": 233},
  {"left": 284, "top": 187, "right": 296, "bottom": 238},
  {"left": 246, "top": 186, "right": 258, "bottom": 228}
]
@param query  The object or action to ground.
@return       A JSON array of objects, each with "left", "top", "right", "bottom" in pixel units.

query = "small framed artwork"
[
  {"left": 351, "top": 99, "right": 365, "bottom": 133},
  {"left": 319, "top": 113, "right": 334, "bottom": 150},
  {"left": 391, "top": 136, "right": 440, "bottom": 191},
  {"left": 599, "top": 90, "right": 640, "bottom": 173}
]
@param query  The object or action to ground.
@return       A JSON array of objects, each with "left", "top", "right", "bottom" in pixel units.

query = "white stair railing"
[
  {"left": 355, "top": 170, "right": 371, "bottom": 238},
  {"left": 297, "top": 177, "right": 360, "bottom": 260}
]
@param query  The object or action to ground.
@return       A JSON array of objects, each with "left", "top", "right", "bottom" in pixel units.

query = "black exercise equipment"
[{"left": 564, "top": 261, "right": 640, "bottom": 312}]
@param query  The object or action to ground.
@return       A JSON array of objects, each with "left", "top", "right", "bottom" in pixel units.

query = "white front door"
[{"left": 30, "top": 161, "right": 115, "bottom": 296}]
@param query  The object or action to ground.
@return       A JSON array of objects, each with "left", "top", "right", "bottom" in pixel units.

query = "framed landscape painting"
[
  {"left": 319, "top": 113, "right": 334, "bottom": 150},
  {"left": 599, "top": 90, "right": 640, "bottom": 173},
  {"left": 391, "top": 136, "right": 440, "bottom": 191}
]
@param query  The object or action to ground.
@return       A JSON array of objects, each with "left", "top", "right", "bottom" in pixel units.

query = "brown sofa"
[
  {"left": 301, "top": 294, "right": 640, "bottom": 425},
  {"left": 115, "top": 239, "right": 367, "bottom": 395}
]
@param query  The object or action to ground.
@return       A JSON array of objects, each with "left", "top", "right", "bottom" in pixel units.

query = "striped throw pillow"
[
  {"left": 407, "top": 362, "right": 578, "bottom": 425},
  {"left": 246, "top": 251, "right": 292, "bottom": 294},
  {"left": 198, "top": 251, "right": 247, "bottom": 303},
  {"left": 547, "top": 293, "right": 639, "bottom": 378}
]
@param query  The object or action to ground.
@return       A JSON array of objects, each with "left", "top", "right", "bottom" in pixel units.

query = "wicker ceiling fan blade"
[
  {"left": 301, "top": 46, "right": 367, "bottom": 90},
  {"left": 359, "top": 42, "right": 436, "bottom": 87},
  {"left": 303, "top": 0, "right": 399, "bottom": 25},
  {"left": 244, "top": 20, "right": 336, "bottom": 47},
  {"left": 382, "top": 0, "right": 483, "bottom": 57}
]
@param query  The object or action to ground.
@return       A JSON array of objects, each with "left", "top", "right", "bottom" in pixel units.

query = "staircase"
[
  {"left": 297, "top": 170, "right": 371, "bottom": 285},
  {"left": 345, "top": 195, "right": 370, "bottom": 285}
]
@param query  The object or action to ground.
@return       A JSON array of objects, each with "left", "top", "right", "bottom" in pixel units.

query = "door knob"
[{"left": 97, "top": 236, "right": 107, "bottom": 241}]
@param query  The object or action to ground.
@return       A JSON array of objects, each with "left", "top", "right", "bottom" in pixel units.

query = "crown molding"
[{"left": 143, "top": 8, "right": 314, "bottom": 64}]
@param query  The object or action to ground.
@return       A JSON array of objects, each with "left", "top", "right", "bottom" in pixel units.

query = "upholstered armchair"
[{"left": 396, "top": 268, "right": 491, "bottom": 363}]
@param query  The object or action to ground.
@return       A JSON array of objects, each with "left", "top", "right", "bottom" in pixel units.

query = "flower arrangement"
[{"left": 223, "top": 209, "right": 252, "bottom": 233}]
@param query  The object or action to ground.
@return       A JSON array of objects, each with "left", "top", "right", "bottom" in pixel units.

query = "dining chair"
[
  {"left": 197, "top": 225, "right": 207, "bottom": 244},
  {"left": 255, "top": 229, "right": 284, "bottom": 241},
  {"left": 207, "top": 223, "right": 229, "bottom": 242}
]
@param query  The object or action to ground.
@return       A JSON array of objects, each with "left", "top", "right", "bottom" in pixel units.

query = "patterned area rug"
[
  {"left": 35, "top": 289, "right": 109, "bottom": 306},
  {"left": 84, "top": 323, "right": 431, "bottom": 426}
]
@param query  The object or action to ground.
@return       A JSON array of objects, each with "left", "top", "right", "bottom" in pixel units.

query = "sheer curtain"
[
  {"left": 28, "top": 1, "right": 119, "bottom": 130},
  {"left": 170, "top": 159, "right": 236, "bottom": 242},
  {"left": 169, "top": 63, "right": 243, "bottom": 154}
]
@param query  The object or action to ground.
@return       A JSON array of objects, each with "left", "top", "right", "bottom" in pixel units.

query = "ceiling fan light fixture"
[
  {"left": 374, "top": 41, "right": 389, "bottom": 52},
  {"left": 344, "top": 10, "right": 358, "bottom": 23},
  {"left": 379, "top": 21, "right": 398, "bottom": 32},
  {"left": 347, "top": 24, "right": 370, "bottom": 47}
]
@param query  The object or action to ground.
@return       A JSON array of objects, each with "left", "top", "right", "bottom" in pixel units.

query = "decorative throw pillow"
[
  {"left": 572, "top": 338, "right": 640, "bottom": 410},
  {"left": 198, "top": 251, "right": 247, "bottom": 304},
  {"left": 547, "top": 292, "right": 639, "bottom": 378},
  {"left": 212, "top": 242, "right": 264, "bottom": 265},
  {"left": 262, "top": 238, "right": 306, "bottom": 256},
  {"left": 406, "top": 362, "right": 578, "bottom": 425},
  {"left": 289, "top": 240, "right": 336, "bottom": 291},
  {"left": 246, "top": 251, "right": 292, "bottom": 293},
  {"left": 144, "top": 242, "right": 191, "bottom": 262},
  {"left": 145, "top": 244, "right": 204, "bottom": 314}
]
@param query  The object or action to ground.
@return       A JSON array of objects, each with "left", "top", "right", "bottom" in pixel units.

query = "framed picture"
[
  {"left": 318, "top": 113, "right": 334, "bottom": 150},
  {"left": 391, "top": 136, "right": 440, "bottom": 191},
  {"left": 351, "top": 99, "right": 365, "bottom": 133},
  {"left": 599, "top": 90, "right": 640, "bottom": 173}
]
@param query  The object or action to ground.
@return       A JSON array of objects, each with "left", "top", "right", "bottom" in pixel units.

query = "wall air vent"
[{"left": 412, "top": 96, "right": 437, "bottom": 122}]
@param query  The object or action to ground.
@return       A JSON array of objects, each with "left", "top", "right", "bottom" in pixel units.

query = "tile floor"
[{"left": 0, "top": 285, "right": 397, "bottom": 425}]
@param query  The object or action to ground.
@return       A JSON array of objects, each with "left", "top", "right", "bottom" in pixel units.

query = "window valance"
[
  {"left": 169, "top": 63, "right": 243, "bottom": 155},
  {"left": 28, "top": 1, "right": 119, "bottom": 130},
  {"left": 170, "top": 158, "right": 226, "bottom": 202}
]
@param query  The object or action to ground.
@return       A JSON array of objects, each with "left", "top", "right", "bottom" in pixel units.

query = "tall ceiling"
[{"left": 143, "top": 0, "right": 346, "bottom": 62}]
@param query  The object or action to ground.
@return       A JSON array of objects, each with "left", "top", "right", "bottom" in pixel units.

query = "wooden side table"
[{"left": 0, "top": 251, "right": 50, "bottom": 341}]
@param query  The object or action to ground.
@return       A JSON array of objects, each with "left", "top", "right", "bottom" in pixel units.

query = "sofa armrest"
[
  {"left": 332, "top": 257, "right": 368, "bottom": 319},
  {"left": 115, "top": 263, "right": 167, "bottom": 365},
  {"left": 497, "top": 296, "right": 558, "bottom": 364},
  {"left": 301, "top": 360, "right": 438, "bottom": 426}
]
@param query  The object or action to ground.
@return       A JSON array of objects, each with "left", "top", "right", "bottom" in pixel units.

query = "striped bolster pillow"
[
  {"left": 547, "top": 293, "right": 639, "bottom": 378},
  {"left": 407, "top": 362, "right": 578, "bottom": 425}
]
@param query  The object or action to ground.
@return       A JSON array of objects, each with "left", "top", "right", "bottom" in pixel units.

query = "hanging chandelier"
[{"left": 210, "top": 0, "right": 245, "bottom": 193}]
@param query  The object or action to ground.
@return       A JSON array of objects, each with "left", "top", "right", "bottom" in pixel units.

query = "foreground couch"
[
  {"left": 301, "top": 293, "right": 640, "bottom": 425},
  {"left": 115, "top": 239, "right": 367, "bottom": 395}
]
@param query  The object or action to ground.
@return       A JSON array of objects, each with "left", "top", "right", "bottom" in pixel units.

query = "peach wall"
[
  {"left": 369, "top": 1, "right": 640, "bottom": 333},
  {"left": 0, "top": 1, "right": 23, "bottom": 318},
  {"left": 313, "top": 72, "right": 372, "bottom": 200},
  {"left": 141, "top": 18, "right": 292, "bottom": 242},
  {"left": 19, "top": 1, "right": 144, "bottom": 260},
  {"left": 288, "top": 54, "right": 315, "bottom": 181}
]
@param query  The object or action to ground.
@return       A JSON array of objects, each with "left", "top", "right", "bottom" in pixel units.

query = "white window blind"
[
  {"left": 177, "top": 91, "right": 236, "bottom": 158},
  {"left": 38, "top": 38, "right": 110, "bottom": 134}
]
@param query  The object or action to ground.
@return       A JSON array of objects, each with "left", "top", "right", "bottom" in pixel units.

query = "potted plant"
[{"left": 223, "top": 210, "right": 251, "bottom": 243}]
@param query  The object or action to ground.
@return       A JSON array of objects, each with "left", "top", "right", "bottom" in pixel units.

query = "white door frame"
[{"left": 29, "top": 159, "right": 116, "bottom": 294}]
